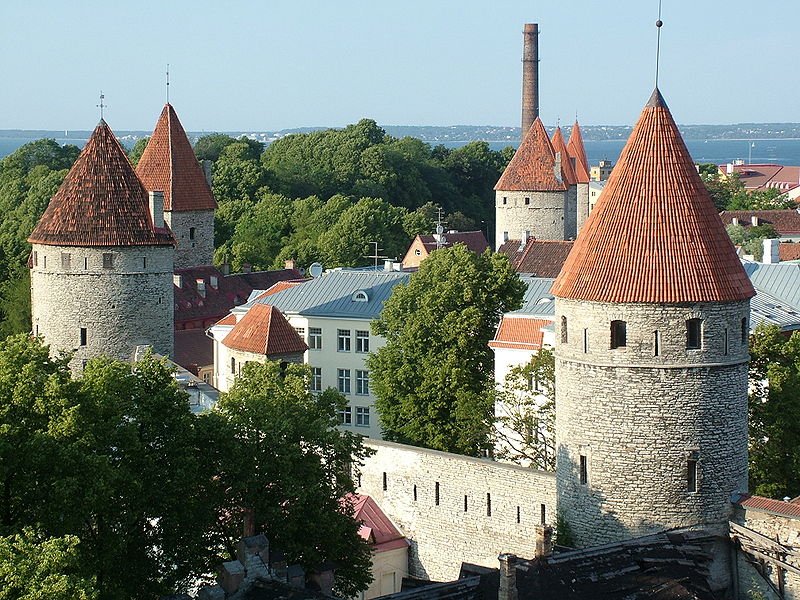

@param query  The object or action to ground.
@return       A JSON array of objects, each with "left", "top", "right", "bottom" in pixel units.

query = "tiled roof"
[
  {"left": 215, "top": 313, "right": 237, "bottom": 326},
  {"left": 417, "top": 231, "right": 489, "bottom": 254},
  {"left": 567, "top": 120, "right": 591, "bottom": 184},
  {"left": 720, "top": 210, "right": 800, "bottom": 236},
  {"left": 136, "top": 104, "right": 217, "bottom": 212},
  {"left": 28, "top": 120, "right": 175, "bottom": 247},
  {"left": 489, "top": 316, "right": 549, "bottom": 350},
  {"left": 348, "top": 494, "right": 409, "bottom": 553},
  {"left": 497, "top": 239, "right": 573, "bottom": 278},
  {"left": 174, "top": 328, "right": 214, "bottom": 373},
  {"left": 495, "top": 118, "right": 567, "bottom": 192},
  {"left": 552, "top": 89, "right": 755, "bottom": 303},
  {"left": 719, "top": 163, "right": 800, "bottom": 193},
  {"left": 223, "top": 304, "right": 308, "bottom": 356},
  {"left": 551, "top": 127, "right": 577, "bottom": 186},
  {"left": 779, "top": 242, "right": 800, "bottom": 261},
  {"left": 737, "top": 494, "right": 800, "bottom": 519}
]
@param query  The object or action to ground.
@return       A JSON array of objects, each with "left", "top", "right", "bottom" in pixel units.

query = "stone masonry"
[
  {"left": 358, "top": 439, "right": 557, "bottom": 582},
  {"left": 495, "top": 189, "right": 575, "bottom": 247},
  {"left": 555, "top": 298, "right": 750, "bottom": 547},
  {"left": 31, "top": 244, "right": 174, "bottom": 373},
  {"left": 166, "top": 209, "right": 215, "bottom": 269}
]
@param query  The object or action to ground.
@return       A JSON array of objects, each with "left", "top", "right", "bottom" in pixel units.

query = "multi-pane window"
[
  {"left": 610, "top": 320, "right": 627, "bottom": 349},
  {"left": 102, "top": 253, "right": 114, "bottom": 269},
  {"left": 356, "top": 406, "right": 370, "bottom": 427},
  {"left": 337, "top": 369, "right": 351, "bottom": 394},
  {"left": 310, "top": 367, "right": 322, "bottom": 392},
  {"left": 309, "top": 327, "right": 322, "bottom": 350},
  {"left": 356, "top": 330, "right": 370, "bottom": 353},
  {"left": 338, "top": 406, "right": 352, "bottom": 425},
  {"left": 337, "top": 329, "right": 351, "bottom": 352},
  {"left": 294, "top": 327, "right": 306, "bottom": 338},
  {"left": 686, "top": 319, "right": 702, "bottom": 349},
  {"left": 356, "top": 370, "right": 369, "bottom": 395}
]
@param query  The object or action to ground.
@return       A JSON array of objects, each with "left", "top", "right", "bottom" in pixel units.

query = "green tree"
[
  {"left": 700, "top": 170, "right": 741, "bottom": 212},
  {"left": 0, "top": 271, "right": 31, "bottom": 338},
  {"left": 212, "top": 142, "right": 268, "bottom": 203},
  {"left": 748, "top": 325, "right": 800, "bottom": 499},
  {"left": 194, "top": 133, "right": 238, "bottom": 162},
  {"left": 725, "top": 223, "right": 778, "bottom": 261},
  {"left": 227, "top": 193, "right": 293, "bottom": 270},
  {"left": 494, "top": 348, "right": 556, "bottom": 470},
  {"left": 127, "top": 136, "right": 149, "bottom": 166},
  {"left": 0, "top": 529, "right": 97, "bottom": 600},
  {"left": 369, "top": 246, "right": 525, "bottom": 455},
  {"left": 727, "top": 187, "right": 794, "bottom": 210},
  {"left": 210, "top": 361, "right": 373, "bottom": 597}
]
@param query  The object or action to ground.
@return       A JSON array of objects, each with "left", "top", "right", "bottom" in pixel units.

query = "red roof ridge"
[
  {"left": 495, "top": 118, "right": 567, "bottom": 192},
  {"left": 552, "top": 88, "right": 755, "bottom": 303},
  {"left": 29, "top": 120, "right": 175, "bottom": 247},
  {"left": 222, "top": 304, "right": 307, "bottom": 355},
  {"left": 136, "top": 104, "right": 217, "bottom": 212}
]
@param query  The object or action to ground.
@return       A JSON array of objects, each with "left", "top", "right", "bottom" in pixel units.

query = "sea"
[{"left": 2, "top": 135, "right": 800, "bottom": 167}]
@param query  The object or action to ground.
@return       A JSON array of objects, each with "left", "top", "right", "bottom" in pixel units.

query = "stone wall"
[
  {"left": 554, "top": 298, "right": 750, "bottom": 548},
  {"left": 31, "top": 244, "right": 174, "bottom": 373},
  {"left": 358, "top": 439, "right": 557, "bottom": 582},
  {"left": 738, "top": 507, "right": 800, "bottom": 600},
  {"left": 495, "top": 190, "right": 568, "bottom": 248},
  {"left": 166, "top": 209, "right": 215, "bottom": 269},
  {"left": 575, "top": 183, "right": 589, "bottom": 232}
]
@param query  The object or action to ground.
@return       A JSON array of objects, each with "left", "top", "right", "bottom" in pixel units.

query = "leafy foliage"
[
  {"left": 700, "top": 167, "right": 794, "bottom": 211},
  {"left": 748, "top": 325, "right": 800, "bottom": 499},
  {"left": 370, "top": 245, "right": 525, "bottom": 455},
  {"left": 725, "top": 223, "right": 778, "bottom": 261},
  {"left": 127, "top": 136, "right": 149, "bottom": 167}
]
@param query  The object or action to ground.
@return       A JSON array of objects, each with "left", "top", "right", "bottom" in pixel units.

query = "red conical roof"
[
  {"left": 223, "top": 304, "right": 308, "bottom": 356},
  {"left": 552, "top": 89, "right": 755, "bottom": 303},
  {"left": 566, "top": 120, "right": 590, "bottom": 184},
  {"left": 28, "top": 121, "right": 175, "bottom": 247},
  {"left": 551, "top": 126, "right": 578, "bottom": 186},
  {"left": 495, "top": 118, "right": 567, "bottom": 192},
  {"left": 136, "top": 104, "right": 217, "bottom": 212}
]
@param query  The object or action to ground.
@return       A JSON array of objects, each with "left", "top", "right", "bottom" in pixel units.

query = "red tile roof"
[
  {"left": 719, "top": 163, "right": 800, "bottom": 194},
  {"left": 551, "top": 127, "right": 578, "bottom": 186},
  {"left": 779, "top": 242, "right": 800, "bottom": 261},
  {"left": 215, "top": 313, "right": 237, "bottom": 327},
  {"left": 738, "top": 494, "right": 800, "bottom": 519},
  {"left": 552, "top": 89, "right": 755, "bottom": 303},
  {"left": 136, "top": 104, "right": 217, "bottom": 212},
  {"left": 222, "top": 304, "right": 307, "bottom": 356},
  {"left": 567, "top": 120, "right": 591, "bottom": 184},
  {"left": 417, "top": 231, "right": 489, "bottom": 254},
  {"left": 348, "top": 494, "right": 409, "bottom": 553},
  {"left": 497, "top": 239, "right": 573, "bottom": 278},
  {"left": 174, "top": 328, "right": 214, "bottom": 374},
  {"left": 489, "top": 316, "right": 549, "bottom": 350},
  {"left": 28, "top": 121, "right": 175, "bottom": 247},
  {"left": 720, "top": 210, "right": 800, "bottom": 236},
  {"left": 495, "top": 118, "right": 568, "bottom": 192}
]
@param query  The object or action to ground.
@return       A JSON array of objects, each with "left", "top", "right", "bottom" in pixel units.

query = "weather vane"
[
  {"left": 655, "top": 0, "right": 663, "bottom": 88},
  {"left": 97, "top": 91, "right": 106, "bottom": 120},
  {"left": 166, "top": 64, "right": 170, "bottom": 104}
]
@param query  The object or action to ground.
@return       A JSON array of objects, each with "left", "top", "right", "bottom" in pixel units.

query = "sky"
[{"left": 1, "top": 1, "right": 796, "bottom": 131}]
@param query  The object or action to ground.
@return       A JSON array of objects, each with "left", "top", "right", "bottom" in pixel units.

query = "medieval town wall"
[
  {"left": 495, "top": 190, "right": 568, "bottom": 248},
  {"left": 166, "top": 209, "right": 215, "bottom": 269}
]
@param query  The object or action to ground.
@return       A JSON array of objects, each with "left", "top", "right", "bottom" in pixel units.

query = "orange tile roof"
[
  {"left": 214, "top": 313, "right": 237, "bottom": 327},
  {"left": 737, "top": 494, "right": 800, "bottom": 519},
  {"left": 136, "top": 104, "right": 217, "bottom": 212},
  {"left": 222, "top": 304, "right": 307, "bottom": 356},
  {"left": 779, "top": 242, "right": 800, "bottom": 261},
  {"left": 551, "top": 127, "right": 578, "bottom": 186},
  {"left": 720, "top": 210, "right": 800, "bottom": 236},
  {"left": 567, "top": 120, "right": 591, "bottom": 184},
  {"left": 489, "top": 316, "right": 549, "bottom": 350},
  {"left": 497, "top": 239, "right": 573, "bottom": 277},
  {"left": 28, "top": 120, "right": 175, "bottom": 247},
  {"left": 552, "top": 89, "right": 755, "bottom": 304},
  {"left": 417, "top": 231, "right": 490, "bottom": 254},
  {"left": 495, "top": 118, "right": 567, "bottom": 192}
]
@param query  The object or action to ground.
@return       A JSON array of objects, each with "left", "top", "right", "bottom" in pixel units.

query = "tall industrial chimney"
[{"left": 521, "top": 23, "right": 539, "bottom": 138}]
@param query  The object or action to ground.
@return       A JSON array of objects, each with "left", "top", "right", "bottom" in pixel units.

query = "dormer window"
[{"left": 352, "top": 290, "right": 369, "bottom": 302}]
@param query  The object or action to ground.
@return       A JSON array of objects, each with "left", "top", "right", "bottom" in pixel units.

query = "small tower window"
[
  {"left": 230, "top": 357, "right": 236, "bottom": 374},
  {"left": 43, "top": 255, "right": 47, "bottom": 268},
  {"left": 189, "top": 227, "right": 196, "bottom": 240},
  {"left": 516, "top": 506, "right": 521, "bottom": 523},
  {"left": 503, "top": 231, "right": 509, "bottom": 243},
  {"left": 561, "top": 316, "right": 568, "bottom": 344},
  {"left": 32, "top": 251, "right": 38, "bottom": 267},
  {"left": 524, "top": 197, "right": 531, "bottom": 205},
  {"left": 84, "top": 257, "right": 88, "bottom": 270},
  {"left": 464, "top": 495, "right": 468, "bottom": 512},
  {"left": 413, "top": 485, "right": 417, "bottom": 501},
  {"left": 142, "top": 257, "right": 147, "bottom": 269},
  {"left": 610, "top": 320, "right": 627, "bottom": 349},
  {"left": 583, "top": 328, "right": 589, "bottom": 353},
  {"left": 486, "top": 493, "right": 492, "bottom": 516},
  {"left": 540, "top": 503, "right": 547, "bottom": 525},
  {"left": 79, "top": 327, "right": 87, "bottom": 347},
  {"left": 687, "top": 459, "right": 698, "bottom": 493},
  {"left": 102, "top": 253, "right": 114, "bottom": 269},
  {"left": 724, "top": 328, "right": 729, "bottom": 356},
  {"left": 654, "top": 331, "right": 661, "bottom": 356},
  {"left": 579, "top": 455, "right": 588, "bottom": 485},
  {"left": 382, "top": 472, "right": 387, "bottom": 491},
  {"left": 686, "top": 319, "right": 702, "bottom": 349},
  {"left": 435, "top": 482, "right": 440, "bottom": 506},
  {"left": 741, "top": 318, "right": 748, "bottom": 344},
  {"left": 502, "top": 196, "right": 507, "bottom": 205}
]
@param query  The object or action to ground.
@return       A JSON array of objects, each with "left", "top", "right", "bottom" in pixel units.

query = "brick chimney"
[{"left": 521, "top": 23, "right": 540, "bottom": 138}]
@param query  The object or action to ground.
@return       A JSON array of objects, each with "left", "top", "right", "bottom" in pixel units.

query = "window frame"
[
  {"left": 356, "top": 330, "right": 370, "bottom": 353},
  {"left": 337, "top": 368, "right": 351, "bottom": 394},
  {"left": 337, "top": 329, "right": 352, "bottom": 352},
  {"left": 309, "top": 327, "right": 322, "bottom": 350},
  {"left": 686, "top": 319, "right": 702, "bottom": 350},
  {"left": 355, "top": 406, "right": 370, "bottom": 427},
  {"left": 310, "top": 367, "right": 322, "bottom": 392},
  {"left": 356, "top": 370, "right": 369, "bottom": 395},
  {"left": 102, "top": 253, "right": 114, "bottom": 269},
  {"left": 610, "top": 320, "right": 627, "bottom": 349},
  {"left": 338, "top": 405, "right": 352, "bottom": 425}
]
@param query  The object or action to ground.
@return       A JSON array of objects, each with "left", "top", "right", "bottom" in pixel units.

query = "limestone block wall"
[
  {"left": 563, "top": 185, "right": 578, "bottom": 240},
  {"left": 738, "top": 508, "right": 800, "bottom": 600},
  {"left": 166, "top": 209, "right": 215, "bottom": 268},
  {"left": 495, "top": 190, "right": 568, "bottom": 248},
  {"left": 554, "top": 299, "right": 750, "bottom": 548},
  {"left": 575, "top": 183, "right": 589, "bottom": 232},
  {"left": 31, "top": 244, "right": 174, "bottom": 373},
  {"left": 358, "top": 439, "right": 557, "bottom": 582}
]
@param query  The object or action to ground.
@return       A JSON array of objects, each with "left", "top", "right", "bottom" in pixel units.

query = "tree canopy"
[{"left": 369, "top": 245, "right": 525, "bottom": 456}]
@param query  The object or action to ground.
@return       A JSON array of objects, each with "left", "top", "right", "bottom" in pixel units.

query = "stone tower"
[
  {"left": 566, "top": 120, "right": 591, "bottom": 231},
  {"left": 550, "top": 89, "right": 755, "bottom": 548},
  {"left": 494, "top": 118, "right": 576, "bottom": 248},
  {"left": 28, "top": 120, "right": 176, "bottom": 373},
  {"left": 136, "top": 104, "right": 217, "bottom": 269}
]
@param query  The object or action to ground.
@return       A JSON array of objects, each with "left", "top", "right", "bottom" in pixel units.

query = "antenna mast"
[
  {"left": 364, "top": 242, "right": 388, "bottom": 276},
  {"left": 434, "top": 208, "right": 447, "bottom": 250},
  {"left": 166, "top": 64, "right": 170, "bottom": 104}
]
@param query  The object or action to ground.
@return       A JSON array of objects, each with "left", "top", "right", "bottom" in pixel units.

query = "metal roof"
[
  {"left": 245, "top": 269, "right": 409, "bottom": 319},
  {"left": 750, "top": 287, "right": 800, "bottom": 332},
  {"left": 744, "top": 262, "right": 800, "bottom": 308},
  {"left": 509, "top": 276, "right": 556, "bottom": 317}
]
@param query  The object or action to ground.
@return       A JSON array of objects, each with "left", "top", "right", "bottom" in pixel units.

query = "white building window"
[
  {"left": 356, "top": 330, "right": 370, "bottom": 353},
  {"left": 310, "top": 367, "right": 322, "bottom": 392},
  {"left": 356, "top": 406, "right": 370, "bottom": 427},
  {"left": 337, "top": 369, "right": 351, "bottom": 394},
  {"left": 294, "top": 326, "right": 305, "bottom": 338},
  {"left": 337, "top": 329, "right": 351, "bottom": 352},
  {"left": 309, "top": 327, "right": 322, "bottom": 350},
  {"left": 356, "top": 370, "right": 369, "bottom": 395},
  {"left": 338, "top": 406, "right": 352, "bottom": 425}
]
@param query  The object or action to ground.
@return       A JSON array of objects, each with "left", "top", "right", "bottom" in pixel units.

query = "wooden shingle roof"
[
  {"left": 552, "top": 89, "right": 755, "bottom": 303},
  {"left": 136, "top": 104, "right": 217, "bottom": 212},
  {"left": 222, "top": 304, "right": 308, "bottom": 356},
  {"left": 28, "top": 120, "right": 175, "bottom": 247},
  {"left": 495, "top": 118, "right": 567, "bottom": 192}
]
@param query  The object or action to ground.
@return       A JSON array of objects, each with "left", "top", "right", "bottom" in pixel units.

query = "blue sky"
[{"left": 1, "top": 1, "right": 795, "bottom": 130}]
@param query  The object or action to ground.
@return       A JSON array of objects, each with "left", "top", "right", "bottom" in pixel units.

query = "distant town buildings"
[{"left": 720, "top": 160, "right": 800, "bottom": 202}]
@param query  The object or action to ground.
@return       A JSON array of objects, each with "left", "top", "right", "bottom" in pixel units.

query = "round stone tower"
[
  {"left": 550, "top": 89, "right": 755, "bottom": 548},
  {"left": 28, "top": 119, "right": 176, "bottom": 373}
]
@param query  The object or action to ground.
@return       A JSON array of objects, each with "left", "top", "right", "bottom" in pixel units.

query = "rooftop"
[
  {"left": 497, "top": 239, "right": 573, "bottom": 278},
  {"left": 223, "top": 304, "right": 308, "bottom": 355},
  {"left": 566, "top": 120, "right": 591, "bottom": 184},
  {"left": 719, "top": 163, "right": 800, "bottom": 193},
  {"left": 720, "top": 209, "right": 800, "bottom": 236},
  {"left": 495, "top": 118, "right": 568, "bottom": 192},
  {"left": 415, "top": 231, "right": 489, "bottom": 255},
  {"left": 510, "top": 276, "right": 556, "bottom": 317},
  {"left": 489, "top": 316, "right": 549, "bottom": 351},
  {"left": 349, "top": 493, "right": 409, "bottom": 553}
]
